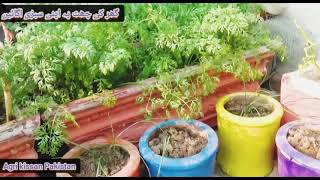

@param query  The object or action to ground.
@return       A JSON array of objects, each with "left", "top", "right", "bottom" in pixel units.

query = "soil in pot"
[
  {"left": 287, "top": 125, "right": 320, "bottom": 160},
  {"left": 74, "top": 145, "right": 129, "bottom": 177},
  {"left": 148, "top": 125, "right": 208, "bottom": 158},
  {"left": 224, "top": 95, "right": 274, "bottom": 117}
]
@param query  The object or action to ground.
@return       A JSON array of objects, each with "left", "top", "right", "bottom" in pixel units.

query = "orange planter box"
[
  {"left": 0, "top": 116, "right": 40, "bottom": 177},
  {"left": 65, "top": 52, "right": 275, "bottom": 145}
]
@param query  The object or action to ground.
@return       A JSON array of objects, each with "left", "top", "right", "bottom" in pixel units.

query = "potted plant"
[
  {"left": 216, "top": 92, "right": 283, "bottom": 176},
  {"left": 139, "top": 119, "right": 218, "bottom": 177},
  {"left": 276, "top": 119, "right": 320, "bottom": 177},
  {"left": 56, "top": 136, "right": 141, "bottom": 177},
  {"left": 280, "top": 22, "right": 320, "bottom": 124},
  {"left": 0, "top": 5, "right": 286, "bottom": 177}
]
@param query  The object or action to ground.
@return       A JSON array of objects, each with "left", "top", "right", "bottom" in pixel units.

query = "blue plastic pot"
[{"left": 139, "top": 119, "right": 218, "bottom": 177}]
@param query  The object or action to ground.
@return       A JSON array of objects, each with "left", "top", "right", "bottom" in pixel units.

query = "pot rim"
[
  {"left": 56, "top": 136, "right": 140, "bottom": 177},
  {"left": 275, "top": 119, "right": 320, "bottom": 170},
  {"left": 216, "top": 92, "right": 284, "bottom": 127},
  {"left": 291, "top": 70, "right": 320, "bottom": 97},
  {"left": 139, "top": 119, "right": 218, "bottom": 170}
]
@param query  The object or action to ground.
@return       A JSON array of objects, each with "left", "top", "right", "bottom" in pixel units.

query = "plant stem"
[
  {"left": 3, "top": 81, "right": 12, "bottom": 123},
  {"left": 63, "top": 138, "right": 91, "bottom": 152},
  {"left": 243, "top": 81, "right": 247, "bottom": 116},
  {"left": 1, "top": 23, "right": 15, "bottom": 123}
]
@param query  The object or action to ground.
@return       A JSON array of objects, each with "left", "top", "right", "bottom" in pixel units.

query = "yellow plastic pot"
[{"left": 216, "top": 92, "right": 283, "bottom": 177}]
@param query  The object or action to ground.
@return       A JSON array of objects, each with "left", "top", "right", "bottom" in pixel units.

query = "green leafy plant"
[
  {"left": 35, "top": 102, "right": 77, "bottom": 157},
  {"left": 4, "top": 22, "right": 26, "bottom": 33},
  {"left": 136, "top": 4, "right": 286, "bottom": 120}
]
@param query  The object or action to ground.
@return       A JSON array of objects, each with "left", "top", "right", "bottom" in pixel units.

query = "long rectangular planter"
[
  {"left": 0, "top": 115, "right": 40, "bottom": 177},
  {"left": 65, "top": 50, "right": 275, "bottom": 145},
  {"left": 0, "top": 49, "right": 275, "bottom": 177}
]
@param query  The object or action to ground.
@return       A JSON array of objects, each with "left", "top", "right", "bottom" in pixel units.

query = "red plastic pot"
[
  {"left": 0, "top": 115, "right": 40, "bottom": 177},
  {"left": 64, "top": 51, "right": 275, "bottom": 145},
  {"left": 56, "top": 136, "right": 141, "bottom": 177}
]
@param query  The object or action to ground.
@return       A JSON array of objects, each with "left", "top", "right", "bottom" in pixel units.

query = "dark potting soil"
[
  {"left": 224, "top": 95, "right": 274, "bottom": 117},
  {"left": 75, "top": 145, "right": 129, "bottom": 177},
  {"left": 287, "top": 126, "right": 320, "bottom": 160},
  {"left": 149, "top": 125, "right": 208, "bottom": 158}
]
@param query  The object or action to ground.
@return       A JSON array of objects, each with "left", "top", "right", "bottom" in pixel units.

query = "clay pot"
[
  {"left": 276, "top": 120, "right": 320, "bottom": 177},
  {"left": 216, "top": 92, "right": 283, "bottom": 176},
  {"left": 56, "top": 137, "right": 140, "bottom": 177}
]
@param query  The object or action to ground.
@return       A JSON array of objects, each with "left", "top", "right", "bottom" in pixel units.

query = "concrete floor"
[
  {"left": 285, "top": 3, "right": 320, "bottom": 43},
  {"left": 263, "top": 3, "right": 320, "bottom": 92}
]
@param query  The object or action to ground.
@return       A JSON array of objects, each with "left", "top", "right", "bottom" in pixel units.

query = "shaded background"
[{"left": 262, "top": 3, "right": 320, "bottom": 92}]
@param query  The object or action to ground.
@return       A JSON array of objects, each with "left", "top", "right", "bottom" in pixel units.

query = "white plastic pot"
[{"left": 281, "top": 70, "right": 320, "bottom": 124}]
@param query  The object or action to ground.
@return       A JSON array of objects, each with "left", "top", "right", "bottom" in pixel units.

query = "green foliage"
[
  {"left": 0, "top": 4, "right": 287, "bottom": 156},
  {"left": 4, "top": 22, "right": 26, "bottom": 33},
  {"left": 100, "top": 91, "right": 117, "bottom": 108},
  {"left": 136, "top": 4, "right": 286, "bottom": 120},
  {"left": 141, "top": 73, "right": 219, "bottom": 120},
  {"left": 35, "top": 102, "right": 77, "bottom": 157}
]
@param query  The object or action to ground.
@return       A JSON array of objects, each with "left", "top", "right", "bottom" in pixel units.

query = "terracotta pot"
[
  {"left": 56, "top": 136, "right": 140, "bottom": 177},
  {"left": 281, "top": 105, "right": 299, "bottom": 126},
  {"left": 0, "top": 115, "right": 40, "bottom": 177},
  {"left": 64, "top": 51, "right": 275, "bottom": 145}
]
